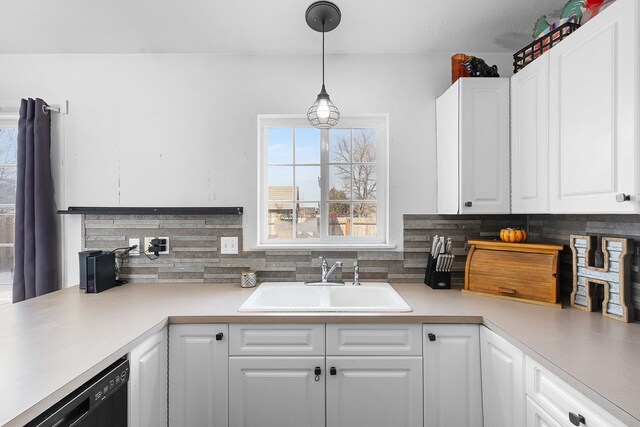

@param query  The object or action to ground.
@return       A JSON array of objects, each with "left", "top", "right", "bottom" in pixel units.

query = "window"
[
  {"left": 0, "top": 112, "right": 18, "bottom": 306},
  {"left": 258, "top": 115, "right": 388, "bottom": 247}
]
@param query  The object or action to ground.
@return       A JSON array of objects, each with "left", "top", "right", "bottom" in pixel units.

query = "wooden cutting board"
[{"left": 463, "top": 240, "right": 564, "bottom": 308}]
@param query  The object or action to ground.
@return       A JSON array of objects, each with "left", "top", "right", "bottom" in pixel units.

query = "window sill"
[{"left": 252, "top": 243, "right": 397, "bottom": 251}]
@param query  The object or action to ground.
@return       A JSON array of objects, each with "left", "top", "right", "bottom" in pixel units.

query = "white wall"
[{"left": 0, "top": 52, "right": 512, "bottom": 286}]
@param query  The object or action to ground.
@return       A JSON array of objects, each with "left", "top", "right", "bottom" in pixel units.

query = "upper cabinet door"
[
  {"left": 511, "top": 54, "right": 550, "bottom": 214},
  {"left": 549, "top": 0, "right": 638, "bottom": 213},
  {"left": 436, "top": 78, "right": 510, "bottom": 214},
  {"left": 459, "top": 78, "right": 511, "bottom": 214}
]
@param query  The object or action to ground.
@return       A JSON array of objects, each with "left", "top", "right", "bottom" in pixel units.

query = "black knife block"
[{"left": 424, "top": 253, "right": 451, "bottom": 290}]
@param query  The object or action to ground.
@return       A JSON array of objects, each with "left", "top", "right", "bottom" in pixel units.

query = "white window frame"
[
  {"left": 257, "top": 114, "right": 389, "bottom": 248},
  {"left": 0, "top": 109, "right": 19, "bottom": 290}
]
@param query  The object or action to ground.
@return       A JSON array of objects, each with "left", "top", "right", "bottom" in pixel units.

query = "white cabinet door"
[
  {"left": 526, "top": 397, "right": 562, "bottom": 427},
  {"left": 480, "top": 326, "right": 525, "bottom": 427},
  {"left": 129, "top": 328, "right": 167, "bottom": 427},
  {"left": 436, "top": 82, "right": 461, "bottom": 215},
  {"left": 459, "top": 78, "right": 511, "bottom": 214},
  {"left": 228, "top": 356, "right": 325, "bottom": 427},
  {"left": 169, "top": 324, "right": 228, "bottom": 427},
  {"left": 423, "top": 324, "right": 482, "bottom": 427},
  {"left": 326, "top": 356, "right": 423, "bottom": 427},
  {"left": 549, "top": 0, "right": 638, "bottom": 213},
  {"left": 436, "top": 78, "right": 510, "bottom": 214},
  {"left": 511, "top": 54, "right": 550, "bottom": 213}
]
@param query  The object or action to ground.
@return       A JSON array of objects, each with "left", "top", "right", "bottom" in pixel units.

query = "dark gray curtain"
[{"left": 13, "top": 98, "right": 58, "bottom": 303}]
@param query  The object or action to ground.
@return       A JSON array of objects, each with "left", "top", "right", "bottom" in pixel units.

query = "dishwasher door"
[{"left": 26, "top": 358, "right": 129, "bottom": 427}]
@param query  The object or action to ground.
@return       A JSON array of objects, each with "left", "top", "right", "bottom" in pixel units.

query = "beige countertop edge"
[{"left": 2, "top": 283, "right": 640, "bottom": 427}]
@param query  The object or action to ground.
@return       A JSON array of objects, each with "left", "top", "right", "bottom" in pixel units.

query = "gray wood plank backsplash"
[{"left": 82, "top": 213, "right": 640, "bottom": 319}]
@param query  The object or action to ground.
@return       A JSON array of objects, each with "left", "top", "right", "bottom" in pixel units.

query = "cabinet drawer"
[
  {"left": 525, "top": 356, "right": 626, "bottom": 427},
  {"left": 526, "top": 396, "right": 562, "bottom": 427},
  {"left": 326, "top": 324, "right": 422, "bottom": 356},
  {"left": 229, "top": 324, "right": 324, "bottom": 356}
]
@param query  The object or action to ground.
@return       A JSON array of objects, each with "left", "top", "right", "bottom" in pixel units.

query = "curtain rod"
[{"left": 43, "top": 100, "right": 69, "bottom": 115}]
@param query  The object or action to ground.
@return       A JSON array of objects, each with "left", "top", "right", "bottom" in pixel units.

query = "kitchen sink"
[{"left": 238, "top": 282, "right": 412, "bottom": 312}]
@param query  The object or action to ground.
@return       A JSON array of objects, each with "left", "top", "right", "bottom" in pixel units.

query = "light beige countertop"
[{"left": 1, "top": 283, "right": 640, "bottom": 426}]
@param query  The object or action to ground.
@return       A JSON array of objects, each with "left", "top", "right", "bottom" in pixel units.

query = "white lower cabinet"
[
  {"left": 128, "top": 328, "right": 168, "bottom": 427},
  {"left": 525, "top": 356, "right": 626, "bottom": 427},
  {"left": 480, "top": 326, "right": 525, "bottom": 427},
  {"left": 228, "top": 356, "right": 325, "bottom": 427},
  {"left": 527, "top": 396, "right": 562, "bottom": 427},
  {"left": 423, "top": 324, "right": 482, "bottom": 427},
  {"left": 169, "top": 324, "right": 228, "bottom": 427},
  {"left": 326, "top": 356, "right": 423, "bottom": 427}
]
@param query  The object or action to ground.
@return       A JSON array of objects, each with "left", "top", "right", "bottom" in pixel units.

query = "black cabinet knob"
[
  {"left": 464, "top": 201, "right": 473, "bottom": 207},
  {"left": 428, "top": 333, "right": 436, "bottom": 342},
  {"left": 215, "top": 332, "right": 224, "bottom": 341},
  {"left": 616, "top": 193, "right": 631, "bottom": 202},
  {"left": 330, "top": 367, "right": 337, "bottom": 375},
  {"left": 569, "top": 412, "right": 585, "bottom": 426},
  {"left": 314, "top": 367, "right": 322, "bottom": 376}
]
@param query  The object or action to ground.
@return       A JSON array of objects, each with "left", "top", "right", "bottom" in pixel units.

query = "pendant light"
[{"left": 306, "top": 1, "right": 341, "bottom": 128}]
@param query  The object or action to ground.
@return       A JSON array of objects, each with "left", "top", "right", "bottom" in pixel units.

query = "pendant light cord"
[{"left": 322, "top": 20, "right": 325, "bottom": 86}]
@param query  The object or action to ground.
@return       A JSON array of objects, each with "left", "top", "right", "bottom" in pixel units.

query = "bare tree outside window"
[{"left": 329, "top": 128, "right": 377, "bottom": 236}]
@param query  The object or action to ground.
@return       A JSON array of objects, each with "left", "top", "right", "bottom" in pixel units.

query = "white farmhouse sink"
[{"left": 238, "top": 282, "right": 412, "bottom": 312}]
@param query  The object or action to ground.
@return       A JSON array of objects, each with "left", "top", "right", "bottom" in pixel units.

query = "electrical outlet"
[
  {"left": 221, "top": 236, "right": 238, "bottom": 255},
  {"left": 128, "top": 238, "right": 140, "bottom": 256},
  {"left": 144, "top": 236, "right": 170, "bottom": 255}
]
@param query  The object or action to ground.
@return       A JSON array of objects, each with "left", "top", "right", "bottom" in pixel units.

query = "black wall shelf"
[{"left": 57, "top": 206, "right": 243, "bottom": 216}]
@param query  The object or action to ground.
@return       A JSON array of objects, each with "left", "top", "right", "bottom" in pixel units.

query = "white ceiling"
[{"left": 0, "top": 0, "right": 566, "bottom": 54}]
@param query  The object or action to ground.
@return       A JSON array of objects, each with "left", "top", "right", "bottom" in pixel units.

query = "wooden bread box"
[{"left": 463, "top": 240, "right": 564, "bottom": 308}]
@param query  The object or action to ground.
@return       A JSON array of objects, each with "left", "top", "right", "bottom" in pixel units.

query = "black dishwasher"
[{"left": 26, "top": 358, "right": 129, "bottom": 427}]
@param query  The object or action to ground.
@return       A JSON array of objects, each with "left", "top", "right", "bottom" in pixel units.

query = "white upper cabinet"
[
  {"left": 437, "top": 78, "right": 511, "bottom": 214},
  {"left": 548, "top": 0, "right": 639, "bottom": 213},
  {"left": 511, "top": 53, "right": 550, "bottom": 213}
]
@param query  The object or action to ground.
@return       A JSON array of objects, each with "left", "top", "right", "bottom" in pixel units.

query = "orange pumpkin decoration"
[{"left": 500, "top": 228, "right": 527, "bottom": 243}]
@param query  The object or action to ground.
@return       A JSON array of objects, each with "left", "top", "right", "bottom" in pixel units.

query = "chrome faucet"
[
  {"left": 353, "top": 261, "right": 360, "bottom": 286},
  {"left": 320, "top": 256, "right": 342, "bottom": 283}
]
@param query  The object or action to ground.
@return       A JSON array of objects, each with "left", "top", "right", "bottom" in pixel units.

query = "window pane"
[
  {"left": 0, "top": 166, "right": 16, "bottom": 205},
  {"left": 296, "top": 202, "right": 320, "bottom": 239},
  {"left": 295, "top": 128, "right": 320, "bottom": 164},
  {"left": 329, "top": 165, "right": 351, "bottom": 200},
  {"left": 267, "top": 166, "right": 293, "bottom": 201},
  {"left": 0, "top": 128, "right": 18, "bottom": 165},
  {"left": 328, "top": 203, "right": 350, "bottom": 237},
  {"left": 295, "top": 166, "right": 321, "bottom": 201},
  {"left": 268, "top": 128, "right": 293, "bottom": 164},
  {"left": 353, "top": 128, "right": 377, "bottom": 163},
  {"left": 0, "top": 208, "right": 14, "bottom": 244},
  {"left": 0, "top": 246, "right": 13, "bottom": 287},
  {"left": 352, "top": 165, "right": 376, "bottom": 200},
  {"left": 353, "top": 203, "right": 377, "bottom": 237},
  {"left": 268, "top": 203, "right": 293, "bottom": 239},
  {"left": 329, "top": 129, "right": 351, "bottom": 163}
]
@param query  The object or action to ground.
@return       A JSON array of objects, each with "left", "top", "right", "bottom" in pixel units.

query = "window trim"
[
  {"left": 0, "top": 110, "right": 19, "bottom": 290},
  {"left": 257, "top": 114, "right": 389, "bottom": 248}
]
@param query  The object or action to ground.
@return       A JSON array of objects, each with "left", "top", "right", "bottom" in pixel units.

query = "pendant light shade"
[
  {"left": 307, "top": 84, "right": 340, "bottom": 128},
  {"left": 305, "top": 1, "right": 341, "bottom": 128}
]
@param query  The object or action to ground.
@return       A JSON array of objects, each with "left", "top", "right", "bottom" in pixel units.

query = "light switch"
[{"left": 221, "top": 237, "right": 238, "bottom": 255}]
